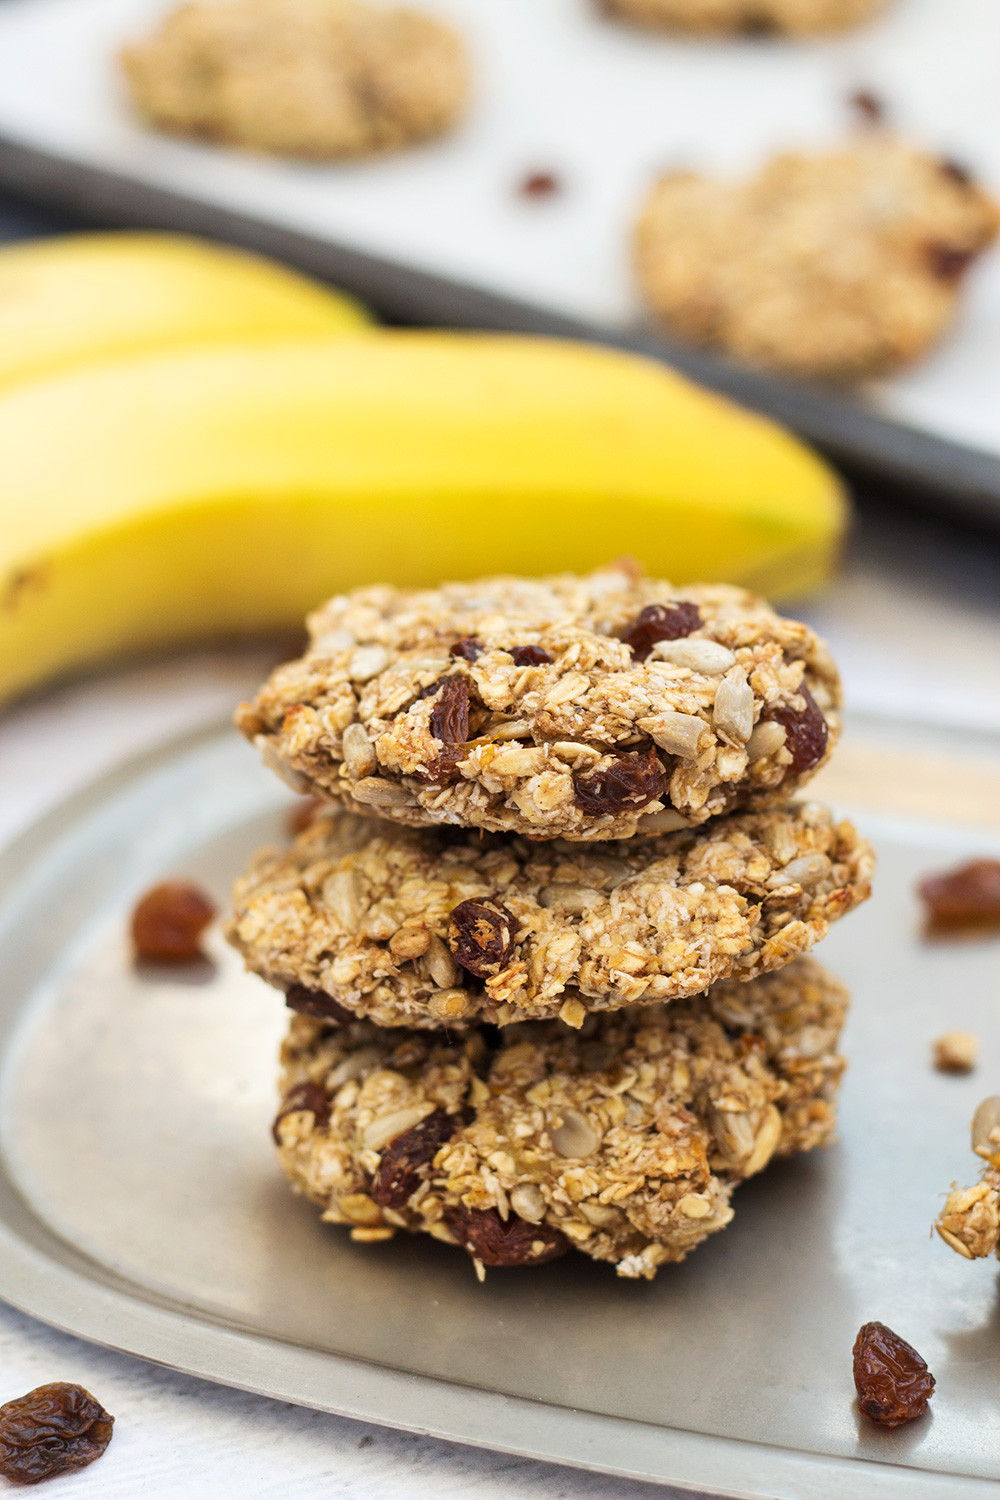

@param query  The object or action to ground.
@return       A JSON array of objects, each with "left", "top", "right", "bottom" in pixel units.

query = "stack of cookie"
[{"left": 227, "top": 565, "right": 872, "bottom": 1279}]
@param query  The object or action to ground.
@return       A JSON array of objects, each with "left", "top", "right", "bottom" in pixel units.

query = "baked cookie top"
[
  {"left": 599, "top": 0, "right": 886, "bottom": 35},
  {"left": 226, "top": 800, "right": 872, "bottom": 1027},
  {"left": 121, "top": 0, "right": 468, "bottom": 159},
  {"left": 237, "top": 566, "right": 841, "bottom": 840},
  {"left": 274, "top": 956, "right": 848, "bottom": 1278},
  {"left": 635, "top": 138, "right": 999, "bottom": 381}
]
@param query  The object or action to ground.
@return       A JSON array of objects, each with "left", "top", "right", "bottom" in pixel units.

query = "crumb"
[{"left": 933, "top": 1031, "right": 978, "bottom": 1074}]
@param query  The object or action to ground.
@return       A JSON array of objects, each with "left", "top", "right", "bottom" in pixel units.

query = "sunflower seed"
[
  {"left": 744, "top": 1104, "right": 783, "bottom": 1176},
  {"left": 342, "top": 722, "right": 377, "bottom": 780},
  {"left": 549, "top": 1108, "right": 600, "bottom": 1158},
  {"left": 636, "top": 807, "right": 689, "bottom": 833},
  {"left": 363, "top": 1104, "right": 434, "bottom": 1152},
  {"left": 351, "top": 777, "right": 415, "bottom": 808},
  {"left": 649, "top": 639, "right": 735, "bottom": 674},
  {"left": 538, "top": 883, "right": 600, "bottom": 914},
  {"left": 746, "top": 719, "right": 786, "bottom": 760},
  {"left": 348, "top": 645, "right": 389, "bottom": 682},
  {"left": 510, "top": 1183, "right": 546, "bottom": 1224},
  {"left": 322, "top": 867, "right": 365, "bottom": 928},
  {"left": 713, "top": 666, "right": 754, "bottom": 742},
  {"left": 972, "top": 1096, "right": 1000, "bottom": 1159},
  {"left": 425, "top": 933, "right": 459, "bottom": 988},
  {"left": 643, "top": 710, "right": 707, "bottom": 758},
  {"left": 767, "top": 853, "right": 831, "bottom": 889}
]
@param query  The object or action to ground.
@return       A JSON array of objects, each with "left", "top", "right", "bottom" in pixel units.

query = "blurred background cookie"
[
  {"left": 597, "top": 0, "right": 888, "bottom": 37},
  {"left": 121, "top": 0, "right": 469, "bottom": 159},
  {"left": 634, "top": 137, "right": 1000, "bottom": 381}
]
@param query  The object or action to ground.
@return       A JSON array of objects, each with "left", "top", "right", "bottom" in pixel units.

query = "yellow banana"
[
  {"left": 0, "top": 331, "right": 846, "bottom": 706},
  {"left": 0, "top": 231, "right": 370, "bottom": 389}
]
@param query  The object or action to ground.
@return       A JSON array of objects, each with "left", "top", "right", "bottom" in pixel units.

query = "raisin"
[
  {"left": 284, "top": 985, "right": 355, "bottom": 1024},
  {"left": 287, "top": 795, "right": 324, "bottom": 836},
  {"left": 413, "top": 748, "right": 466, "bottom": 786},
  {"left": 573, "top": 744, "right": 668, "bottom": 816},
  {"left": 853, "top": 1321, "right": 935, "bottom": 1427},
  {"left": 448, "top": 898, "right": 516, "bottom": 977},
  {"left": 769, "top": 686, "right": 829, "bottom": 775},
  {"left": 519, "top": 172, "right": 560, "bottom": 198},
  {"left": 429, "top": 676, "right": 471, "bottom": 746},
  {"left": 444, "top": 1204, "right": 570, "bottom": 1267},
  {"left": 849, "top": 88, "right": 885, "bottom": 124},
  {"left": 371, "top": 1107, "right": 457, "bottom": 1209},
  {"left": 131, "top": 880, "right": 215, "bottom": 963},
  {"left": 509, "top": 645, "right": 552, "bottom": 666},
  {"left": 927, "top": 243, "right": 976, "bottom": 280},
  {"left": 0, "top": 1383, "right": 114, "bottom": 1485},
  {"left": 272, "top": 1080, "right": 330, "bottom": 1144},
  {"left": 449, "top": 637, "right": 484, "bottom": 663},
  {"left": 919, "top": 858, "right": 1000, "bottom": 933},
  {"left": 620, "top": 602, "right": 702, "bottom": 662}
]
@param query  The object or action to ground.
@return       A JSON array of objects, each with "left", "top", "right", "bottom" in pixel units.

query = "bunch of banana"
[{"left": 0, "top": 233, "right": 846, "bottom": 707}]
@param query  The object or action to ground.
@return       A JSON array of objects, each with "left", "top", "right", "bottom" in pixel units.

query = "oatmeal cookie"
[
  {"left": 227, "top": 801, "right": 872, "bottom": 1027},
  {"left": 121, "top": 0, "right": 468, "bottom": 159},
  {"left": 599, "top": 0, "right": 886, "bottom": 34},
  {"left": 236, "top": 567, "right": 841, "bottom": 840},
  {"left": 635, "top": 138, "right": 999, "bottom": 380},
  {"left": 272, "top": 956, "right": 847, "bottom": 1278}
]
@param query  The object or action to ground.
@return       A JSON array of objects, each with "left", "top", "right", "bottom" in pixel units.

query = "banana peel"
[
  {"left": 0, "top": 331, "right": 846, "bottom": 706},
  {"left": 0, "top": 231, "right": 370, "bottom": 389}
]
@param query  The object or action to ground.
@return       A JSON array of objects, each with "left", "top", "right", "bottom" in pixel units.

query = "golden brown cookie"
[
  {"left": 227, "top": 800, "right": 872, "bottom": 1026},
  {"left": 635, "top": 138, "right": 999, "bottom": 380},
  {"left": 122, "top": 0, "right": 468, "bottom": 159},
  {"left": 237, "top": 567, "right": 841, "bottom": 841},
  {"left": 599, "top": 0, "right": 887, "bottom": 34},
  {"left": 273, "top": 956, "right": 848, "bottom": 1278}
]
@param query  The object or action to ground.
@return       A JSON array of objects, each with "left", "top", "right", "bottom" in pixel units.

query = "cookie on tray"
[
  {"left": 236, "top": 567, "right": 841, "bottom": 841},
  {"left": 936, "top": 1097, "right": 1000, "bottom": 1261},
  {"left": 121, "top": 0, "right": 468, "bottom": 159},
  {"left": 598, "top": 0, "right": 886, "bottom": 35},
  {"left": 272, "top": 956, "right": 848, "bottom": 1279},
  {"left": 226, "top": 801, "right": 872, "bottom": 1027},
  {"left": 635, "top": 138, "right": 1000, "bottom": 381}
]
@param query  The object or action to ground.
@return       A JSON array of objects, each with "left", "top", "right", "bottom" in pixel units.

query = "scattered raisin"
[
  {"left": 371, "top": 1107, "right": 457, "bottom": 1209},
  {"left": 449, "top": 637, "right": 484, "bottom": 663},
  {"left": 131, "top": 880, "right": 215, "bottom": 963},
  {"left": 573, "top": 744, "right": 668, "bottom": 816},
  {"left": 768, "top": 686, "right": 829, "bottom": 775},
  {"left": 519, "top": 172, "right": 560, "bottom": 198},
  {"left": 849, "top": 88, "right": 885, "bottom": 124},
  {"left": 429, "top": 676, "right": 471, "bottom": 746},
  {"left": 940, "top": 157, "right": 972, "bottom": 186},
  {"left": 853, "top": 1321, "right": 935, "bottom": 1427},
  {"left": 620, "top": 602, "right": 702, "bottom": 662},
  {"left": 927, "top": 243, "right": 976, "bottom": 280},
  {"left": 737, "top": 11, "right": 778, "bottom": 34},
  {"left": 284, "top": 985, "right": 355, "bottom": 1024},
  {"left": 448, "top": 898, "right": 516, "bottom": 977},
  {"left": 0, "top": 1383, "right": 114, "bottom": 1485},
  {"left": 286, "top": 795, "right": 323, "bottom": 836},
  {"left": 272, "top": 1080, "right": 330, "bottom": 1145},
  {"left": 509, "top": 645, "right": 552, "bottom": 667},
  {"left": 919, "top": 858, "right": 1000, "bottom": 933},
  {"left": 444, "top": 1204, "right": 570, "bottom": 1267}
]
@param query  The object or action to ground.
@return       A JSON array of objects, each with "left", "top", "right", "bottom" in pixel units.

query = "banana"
[
  {"left": 0, "top": 231, "right": 370, "bottom": 389},
  {"left": 0, "top": 331, "right": 846, "bottom": 706}
]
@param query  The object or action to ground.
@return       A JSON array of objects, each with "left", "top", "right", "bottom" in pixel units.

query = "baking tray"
[
  {"left": 0, "top": 0, "right": 999, "bottom": 522},
  {"left": 1, "top": 719, "right": 1000, "bottom": 1498}
]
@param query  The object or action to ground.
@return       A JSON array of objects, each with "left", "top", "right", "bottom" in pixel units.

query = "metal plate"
[
  {"left": 0, "top": 0, "right": 999, "bottom": 520},
  {"left": 1, "top": 721, "right": 999, "bottom": 1498}
]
